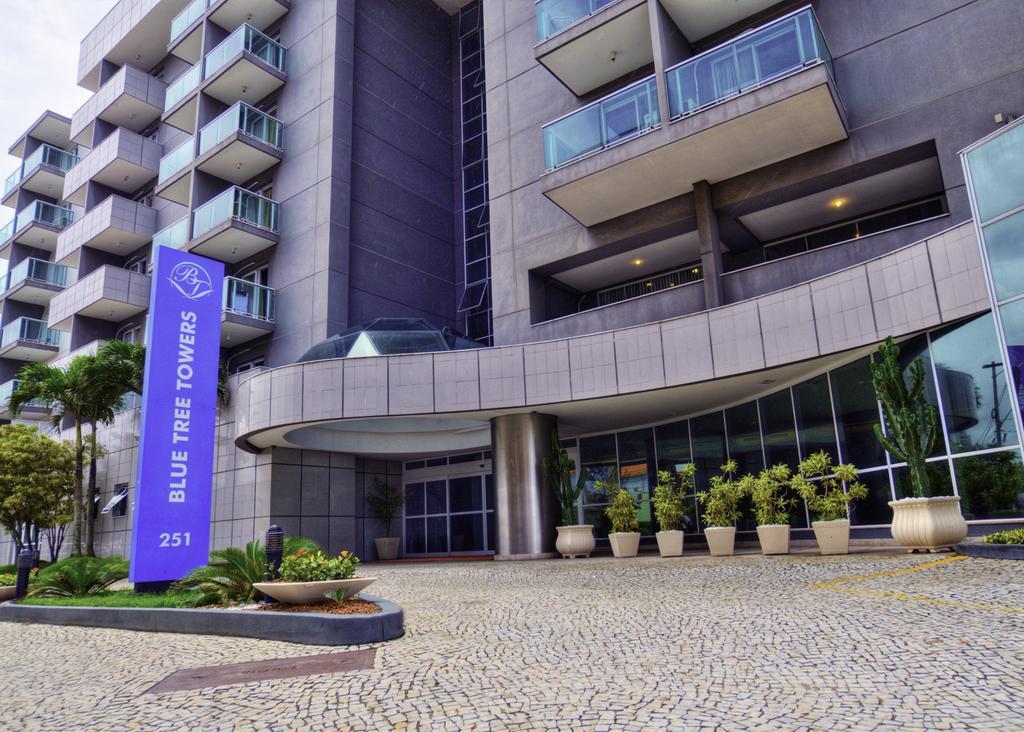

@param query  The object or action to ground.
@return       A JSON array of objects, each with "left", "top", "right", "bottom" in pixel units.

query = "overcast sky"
[{"left": 0, "top": 0, "right": 119, "bottom": 227}]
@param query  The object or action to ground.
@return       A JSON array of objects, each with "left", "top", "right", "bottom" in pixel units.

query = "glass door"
[{"left": 404, "top": 474, "right": 495, "bottom": 556}]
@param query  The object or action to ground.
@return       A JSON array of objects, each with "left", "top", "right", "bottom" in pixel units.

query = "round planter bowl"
[
  {"left": 756, "top": 524, "right": 790, "bottom": 555},
  {"left": 555, "top": 525, "right": 596, "bottom": 558},
  {"left": 0, "top": 585, "right": 15, "bottom": 602},
  {"left": 889, "top": 496, "right": 968, "bottom": 552},
  {"left": 705, "top": 526, "right": 736, "bottom": 557},
  {"left": 608, "top": 532, "right": 641, "bottom": 558},
  {"left": 254, "top": 577, "right": 377, "bottom": 605},
  {"left": 375, "top": 537, "right": 400, "bottom": 560},
  {"left": 656, "top": 530, "right": 684, "bottom": 557},
  {"left": 812, "top": 519, "right": 851, "bottom": 555}
]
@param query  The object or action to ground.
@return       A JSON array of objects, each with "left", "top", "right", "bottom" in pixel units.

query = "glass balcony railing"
[
  {"left": 0, "top": 219, "right": 13, "bottom": 244},
  {"left": 667, "top": 7, "right": 833, "bottom": 119},
  {"left": 15, "top": 201, "right": 75, "bottom": 233},
  {"left": 223, "top": 277, "right": 276, "bottom": 321},
  {"left": 164, "top": 64, "right": 201, "bottom": 111},
  {"left": 205, "top": 24, "right": 286, "bottom": 79},
  {"left": 192, "top": 187, "right": 279, "bottom": 238},
  {"left": 199, "top": 102, "right": 283, "bottom": 156},
  {"left": 543, "top": 75, "right": 659, "bottom": 170},
  {"left": 536, "top": 0, "right": 619, "bottom": 41},
  {"left": 3, "top": 258, "right": 74, "bottom": 294},
  {"left": 158, "top": 136, "right": 194, "bottom": 183},
  {"left": 1, "top": 317, "right": 62, "bottom": 349},
  {"left": 0, "top": 379, "right": 47, "bottom": 411},
  {"left": 152, "top": 216, "right": 190, "bottom": 249},
  {"left": 170, "top": 0, "right": 207, "bottom": 44},
  {"left": 3, "top": 170, "right": 20, "bottom": 198},
  {"left": 3, "top": 144, "right": 79, "bottom": 197}
]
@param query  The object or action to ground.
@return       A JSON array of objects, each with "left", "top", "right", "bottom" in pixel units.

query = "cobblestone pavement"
[{"left": 2, "top": 551, "right": 1023, "bottom": 730}]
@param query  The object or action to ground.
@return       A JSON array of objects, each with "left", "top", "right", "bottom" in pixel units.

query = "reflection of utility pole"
[{"left": 983, "top": 361, "right": 1005, "bottom": 447}]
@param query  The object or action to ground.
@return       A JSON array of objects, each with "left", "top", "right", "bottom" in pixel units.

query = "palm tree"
[
  {"left": 96, "top": 339, "right": 231, "bottom": 407},
  {"left": 80, "top": 361, "right": 129, "bottom": 557}
]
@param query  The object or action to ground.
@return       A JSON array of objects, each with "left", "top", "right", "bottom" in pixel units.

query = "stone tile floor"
[{"left": 2, "top": 551, "right": 1022, "bottom": 730}]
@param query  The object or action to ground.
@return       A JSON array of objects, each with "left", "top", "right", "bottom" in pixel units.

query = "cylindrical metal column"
[{"left": 490, "top": 412, "right": 560, "bottom": 560}]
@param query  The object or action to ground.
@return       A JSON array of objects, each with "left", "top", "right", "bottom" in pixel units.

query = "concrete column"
[
  {"left": 490, "top": 413, "right": 560, "bottom": 560},
  {"left": 695, "top": 179, "right": 724, "bottom": 309}
]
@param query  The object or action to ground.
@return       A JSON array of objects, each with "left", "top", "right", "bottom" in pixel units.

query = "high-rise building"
[{"left": 2, "top": 0, "right": 1023, "bottom": 562}]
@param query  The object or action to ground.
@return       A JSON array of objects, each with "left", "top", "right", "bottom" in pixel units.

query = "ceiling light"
[
  {"left": 829, "top": 197, "right": 847, "bottom": 209},
  {"left": 645, "top": 281, "right": 653, "bottom": 288},
  {"left": 631, "top": 258, "right": 644, "bottom": 266}
]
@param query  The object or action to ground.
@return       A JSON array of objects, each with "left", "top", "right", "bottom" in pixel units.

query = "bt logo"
[{"left": 169, "top": 261, "right": 214, "bottom": 300}]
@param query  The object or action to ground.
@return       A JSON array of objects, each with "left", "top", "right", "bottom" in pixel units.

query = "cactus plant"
[
  {"left": 870, "top": 337, "right": 939, "bottom": 499},
  {"left": 543, "top": 430, "right": 586, "bottom": 526}
]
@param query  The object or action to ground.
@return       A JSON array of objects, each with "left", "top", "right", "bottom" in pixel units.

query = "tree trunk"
[
  {"left": 85, "top": 422, "right": 99, "bottom": 557},
  {"left": 72, "top": 419, "right": 84, "bottom": 557}
]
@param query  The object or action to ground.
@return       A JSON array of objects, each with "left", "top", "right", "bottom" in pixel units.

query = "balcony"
[
  {"left": 8, "top": 111, "right": 72, "bottom": 159},
  {"left": 0, "top": 201, "right": 75, "bottom": 258},
  {"left": 47, "top": 266, "right": 151, "bottom": 332},
  {"left": 70, "top": 65, "right": 167, "bottom": 146},
  {"left": 0, "top": 317, "right": 62, "bottom": 362},
  {"left": 209, "top": 0, "right": 290, "bottom": 34},
  {"left": 163, "top": 64, "right": 202, "bottom": 133},
  {"left": 2, "top": 144, "right": 79, "bottom": 208},
  {"left": 542, "top": 7, "right": 847, "bottom": 226},
  {"left": 0, "top": 379, "right": 49, "bottom": 421},
  {"left": 196, "top": 102, "right": 283, "bottom": 184},
  {"left": 55, "top": 195, "right": 156, "bottom": 267},
  {"left": 0, "top": 258, "right": 74, "bottom": 305},
  {"left": 202, "top": 25, "right": 286, "bottom": 106},
  {"left": 62, "top": 129, "right": 161, "bottom": 207},
  {"left": 535, "top": 0, "right": 655, "bottom": 96},
  {"left": 169, "top": 0, "right": 207, "bottom": 64},
  {"left": 152, "top": 216, "right": 190, "bottom": 250},
  {"left": 155, "top": 136, "right": 195, "bottom": 205},
  {"left": 221, "top": 276, "right": 275, "bottom": 345},
  {"left": 188, "top": 186, "right": 279, "bottom": 262}
]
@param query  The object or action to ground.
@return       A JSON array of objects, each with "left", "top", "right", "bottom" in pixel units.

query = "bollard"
[
  {"left": 265, "top": 524, "right": 284, "bottom": 581},
  {"left": 14, "top": 549, "right": 32, "bottom": 601}
]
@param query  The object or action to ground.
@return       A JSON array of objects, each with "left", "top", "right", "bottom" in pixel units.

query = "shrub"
[
  {"left": 279, "top": 549, "right": 359, "bottom": 582},
  {"left": 982, "top": 528, "right": 1024, "bottom": 545},
  {"left": 0, "top": 572, "right": 16, "bottom": 586},
  {"left": 791, "top": 451, "right": 867, "bottom": 522},
  {"left": 29, "top": 556, "right": 129, "bottom": 597},
  {"left": 366, "top": 478, "right": 405, "bottom": 536},
  {"left": 749, "top": 464, "right": 797, "bottom": 526},
  {"left": 697, "top": 460, "right": 744, "bottom": 528},
  {"left": 653, "top": 466, "right": 694, "bottom": 532}
]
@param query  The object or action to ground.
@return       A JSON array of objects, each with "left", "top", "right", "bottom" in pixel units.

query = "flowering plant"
[{"left": 278, "top": 549, "right": 360, "bottom": 583}]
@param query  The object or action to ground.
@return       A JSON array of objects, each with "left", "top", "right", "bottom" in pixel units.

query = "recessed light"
[
  {"left": 829, "top": 197, "right": 847, "bottom": 209},
  {"left": 631, "top": 258, "right": 644, "bottom": 266}
]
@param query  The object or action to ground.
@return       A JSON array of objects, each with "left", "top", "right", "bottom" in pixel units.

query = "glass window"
[
  {"left": 449, "top": 476, "right": 483, "bottom": 513},
  {"left": 405, "top": 517, "right": 425, "bottom": 554},
  {"left": 617, "top": 429, "right": 654, "bottom": 535},
  {"left": 405, "top": 483, "right": 425, "bottom": 516},
  {"left": 449, "top": 514, "right": 484, "bottom": 552},
  {"left": 655, "top": 419, "right": 691, "bottom": 475},
  {"left": 895, "top": 335, "right": 944, "bottom": 458},
  {"left": 427, "top": 516, "right": 448, "bottom": 553},
  {"left": 691, "top": 411, "right": 726, "bottom": 499},
  {"left": 980, "top": 211, "right": 1024, "bottom": 301},
  {"left": 425, "top": 480, "right": 447, "bottom": 514},
  {"left": 725, "top": 401, "right": 762, "bottom": 531},
  {"left": 966, "top": 121, "right": 1024, "bottom": 223},
  {"left": 930, "top": 313, "right": 1017, "bottom": 453},
  {"left": 831, "top": 357, "right": 886, "bottom": 468},
  {"left": 999, "top": 298, "right": 1024, "bottom": 420},
  {"left": 892, "top": 460, "right": 953, "bottom": 500},
  {"left": 953, "top": 450, "right": 1024, "bottom": 520},
  {"left": 759, "top": 389, "right": 799, "bottom": 468},
  {"left": 849, "top": 469, "right": 893, "bottom": 526},
  {"left": 793, "top": 375, "right": 838, "bottom": 461}
]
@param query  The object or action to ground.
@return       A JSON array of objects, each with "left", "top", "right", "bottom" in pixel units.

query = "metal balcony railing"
[
  {"left": 205, "top": 24, "right": 286, "bottom": 79},
  {"left": 199, "top": 102, "right": 283, "bottom": 155},
  {"left": 223, "top": 276, "right": 276, "bottom": 321},
  {"left": 1, "top": 317, "right": 62, "bottom": 348},
  {"left": 192, "top": 186, "right": 278, "bottom": 238}
]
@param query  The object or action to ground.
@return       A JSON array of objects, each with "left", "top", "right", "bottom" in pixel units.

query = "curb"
[{"left": 955, "top": 543, "right": 1024, "bottom": 560}]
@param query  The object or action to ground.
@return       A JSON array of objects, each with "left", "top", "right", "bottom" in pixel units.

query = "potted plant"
[
  {"left": 748, "top": 464, "right": 796, "bottom": 555},
  {"left": 653, "top": 465, "right": 694, "bottom": 557},
  {"left": 791, "top": 451, "right": 867, "bottom": 555},
  {"left": 600, "top": 480, "right": 641, "bottom": 558},
  {"left": 543, "top": 431, "right": 594, "bottom": 558},
  {"left": 697, "top": 460, "right": 744, "bottom": 556},
  {"left": 367, "top": 477, "right": 405, "bottom": 561},
  {"left": 871, "top": 336, "right": 968, "bottom": 551},
  {"left": 0, "top": 571, "right": 16, "bottom": 601},
  {"left": 253, "top": 549, "right": 376, "bottom": 604}
]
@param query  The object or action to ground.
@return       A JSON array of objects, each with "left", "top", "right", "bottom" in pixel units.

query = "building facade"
[{"left": 2, "top": 0, "right": 1024, "bottom": 563}]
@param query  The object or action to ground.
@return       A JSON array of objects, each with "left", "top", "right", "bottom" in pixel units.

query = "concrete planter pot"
[
  {"left": 254, "top": 577, "right": 377, "bottom": 604},
  {"left": 705, "top": 526, "right": 736, "bottom": 556},
  {"left": 812, "top": 519, "right": 851, "bottom": 555},
  {"left": 375, "top": 537, "right": 400, "bottom": 560},
  {"left": 656, "top": 530, "right": 684, "bottom": 557},
  {"left": 608, "top": 532, "right": 641, "bottom": 558},
  {"left": 756, "top": 524, "right": 791, "bottom": 555},
  {"left": 0, "top": 585, "right": 14, "bottom": 602},
  {"left": 555, "top": 525, "right": 595, "bottom": 558},
  {"left": 889, "top": 496, "right": 968, "bottom": 552}
]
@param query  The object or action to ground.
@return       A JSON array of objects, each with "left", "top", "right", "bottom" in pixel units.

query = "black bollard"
[
  {"left": 265, "top": 524, "right": 284, "bottom": 581},
  {"left": 14, "top": 549, "right": 32, "bottom": 601}
]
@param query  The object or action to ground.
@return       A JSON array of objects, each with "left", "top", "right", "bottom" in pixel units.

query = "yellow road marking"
[{"left": 810, "top": 555, "right": 968, "bottom": 589}]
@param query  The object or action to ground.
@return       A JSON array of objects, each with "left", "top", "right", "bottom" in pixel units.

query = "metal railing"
[
  {"left": 192, "top": 186, "right": 279, "bottom": 238},
  {"left": 535, "top": 0, "right": 619, "bottom": 41},
  {"left": 3, "top": 258, "right": 74, "bottom": 294},
  {"left": 3, "top": 144, "right": 79, "bottom": 196},
  {"left": 199, "top": 102, "right": 283, "bottom": 155},
  {"left": 152, "top": 216, "right": 191, "bottom": 249},
  {"left": 15, "top": 201, "right": 75, "bottom": 233},
  {"left": 595, "top": 263, "right": 703, "bottom": 307},
  {"left": 223, "top": 277, "right": 276, "bottom": 321},
  {"left": 164, "top": 64, "right": 201, "bottom": 111},
  {"left": 1, "top": 317, "right": 62, "bottom": 348},
  {"left": 158, "top": 136, "right": 194, "bottom": 184},
  {"left": 170, "top": 0, "right": 207, "bottom": 44},
  {"left": 543, "top": 75, "right": 659, "bottom": 170},
  {"left": 666, "top": 7, "right": 832, "bottom": 119},
  {"left": 205, "top": 24, "right": 286, "bottom": 79}
]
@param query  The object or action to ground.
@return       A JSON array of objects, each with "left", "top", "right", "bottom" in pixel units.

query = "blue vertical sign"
[{"left": 130, "top": 246, "right": 224, "bottom": 584}]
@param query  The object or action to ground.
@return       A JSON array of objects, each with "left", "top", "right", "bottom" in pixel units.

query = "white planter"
[
  {"left": 253, "top": 577, "right": 377, "bottom": 604},
  {"left": 555, "top": 525, "right": 595, "bottom": 558},
  {"left": 705, "top": 526, "right": 736, "bottom": 556},
  {"left": 0, "top": 585, "right": 14, "bottom": 602},
  {"left": 812, "top": 519, "right": 851, "bottom": 555},
  {"left": 889, "top": 496, "right": 968, "bottom": 552},
  {"left": 656, "top": 530, "right": 684, "bottom": 557},
  {"left": 756, "top": 524, "right": 790, "bottom": 555},
  {"left": 375, "top": 537, "right": 400, "bottom": 560},
  {"left": 608, "top": 532, "right": 641, "bottom": 558}
]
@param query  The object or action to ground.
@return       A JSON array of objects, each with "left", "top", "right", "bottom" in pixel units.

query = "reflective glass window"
[
  {"left": 617, "top": 429, "right": 654, "bottom": 535},
  {"left": 691, "top": 411, "right": 727, "bottom": 506},
  {"left": 895, "top": 335, "right": 944, "bottom": 458},
  {"left": 655, "top": 420, "right": 691, "bottom": 474},
  {"left": 980, "top": 211, "right": 1024, "bottom": 301},
  {"left": 967, "top": 121, "right": 1024, "bottom": 223},
  {"left": 954, "top": 450, "right": 1024, "bottom": 520},
  {"left": 759, "top": 389, "right": 799, "bottom": 468},
  {"left": 849, "top": 469, "right": 893, "bottom": 526},
  {"left": 831, "top": 357, "right": 885, "bottom": 468},
  {"left": 793, "top": 375, "right": 838, "bottom": 461},
  {"left": 892, "top": 460, "right": 953, "bottom": 500}
]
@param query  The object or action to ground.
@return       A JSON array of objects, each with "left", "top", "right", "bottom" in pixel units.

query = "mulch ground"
[{"left": 254, "top": 599, "right": 381, "bottom": 615}]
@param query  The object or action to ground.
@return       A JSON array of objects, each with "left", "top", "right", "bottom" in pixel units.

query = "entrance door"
[{"left": 403, "top": 473, "right": 495, "bottom": 556}]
